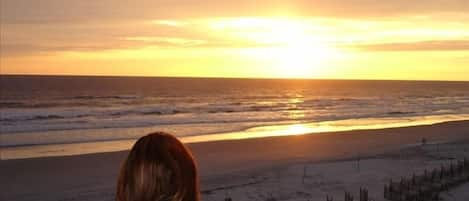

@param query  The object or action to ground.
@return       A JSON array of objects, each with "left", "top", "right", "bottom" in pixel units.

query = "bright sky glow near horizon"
[{"left": 1, "top": 0, "right": 469, "bottom": 80}]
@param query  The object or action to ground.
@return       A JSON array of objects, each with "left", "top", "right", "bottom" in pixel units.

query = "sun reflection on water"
[
  {"left": 183, "top": 114, "right": 469, "bottom": 143},
  {"left": 286, "top": 97, "right": 306, "bottom": 119},
  {"left": 281, "top": 124, "right": 312, "bottom": 135}
]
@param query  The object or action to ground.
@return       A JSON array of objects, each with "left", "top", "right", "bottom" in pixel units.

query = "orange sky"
[{"left": 1, "top": 0, "right": 469, "bottom": 80}]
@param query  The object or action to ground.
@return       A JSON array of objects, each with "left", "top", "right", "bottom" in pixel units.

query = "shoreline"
[
  {"left": 2, "top": 120, "right": 469, "bottom": 201},
  {"left": 2, "top": 115, "right": 469, "bottom": 160}
]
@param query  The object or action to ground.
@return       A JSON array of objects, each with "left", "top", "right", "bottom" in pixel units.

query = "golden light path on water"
[
  {"left": 181, "top": 114, "right": 469, "bottom": 143},
  {"left": 2, "top": 114, "right": 469, "bottom": 160}
]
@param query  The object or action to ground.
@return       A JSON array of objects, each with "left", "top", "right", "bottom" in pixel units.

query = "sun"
[
  {"left": 209, "top": 17, "right": 340, "bottom": 78},
  {"left": 274, "top": 45, "right": 334, "bottom": 78},
  {"left": 259, "top": 19, "right": 339, "bottom": 78}
]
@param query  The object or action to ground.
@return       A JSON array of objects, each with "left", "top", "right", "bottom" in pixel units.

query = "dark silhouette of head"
[{"left": 117, "top": 132, "right": 199, "bottom": 201}]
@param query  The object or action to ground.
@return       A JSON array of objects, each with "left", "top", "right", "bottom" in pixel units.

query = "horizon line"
[{"left": 1, "top": 73, "right": 469, "bottom": 83}]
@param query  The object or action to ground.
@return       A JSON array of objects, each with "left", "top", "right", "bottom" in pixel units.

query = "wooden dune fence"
[
  {"left": 384, "top": 158, "right": 469, "bottom": 201},
  {"left": 326, "top": 158, "right": 469, "bottom": 201}
]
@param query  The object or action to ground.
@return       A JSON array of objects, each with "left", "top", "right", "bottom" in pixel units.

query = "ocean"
[{"left": 2, "top": 75, "right": 469, "bottom": 159}]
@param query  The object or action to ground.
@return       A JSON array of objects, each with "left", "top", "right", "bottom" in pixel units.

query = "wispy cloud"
[
  {"left": 2, "top": 0, "right": 468, "bottom": 24},
  {"left": 353, "top": 40, "right": 469, "bottom": 51}
]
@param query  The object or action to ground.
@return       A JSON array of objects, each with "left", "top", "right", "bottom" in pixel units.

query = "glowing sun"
[{"left": 209, "top": 17, "right": 340, "bottom": 78}]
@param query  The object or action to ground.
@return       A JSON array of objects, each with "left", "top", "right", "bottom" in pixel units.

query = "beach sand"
[{"left": 2, "top": 120, "right": 469, "bottom": 201}]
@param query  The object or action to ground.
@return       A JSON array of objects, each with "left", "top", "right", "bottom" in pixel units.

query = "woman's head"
[{"left": 117, "top": 132, "right": 199, "bottom": 201}]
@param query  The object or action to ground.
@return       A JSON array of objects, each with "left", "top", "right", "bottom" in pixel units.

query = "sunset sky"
[{"left": 1, "top": 0, "right": 469, "bottom": 80}]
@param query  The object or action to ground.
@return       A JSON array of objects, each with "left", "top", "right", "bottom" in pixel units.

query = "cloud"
[
  {"left": 1, "top": 43, "right": 124, "bottom": 56},
  {"left": 354, "top": 40, "right": 469, "bottom": 51},
  {"left": 1, "top": 20, "right": 202, "bottom": 56},
  {"left": 1, "top": 36, "right": 271, "bottom": 57},
  {"left": 1, "top": 22, "right": 266, "bottom": 57},
  {"left": 2, "top": 1, "right": 468, "bottom": 57},
  {"left": 3, "top": 17, "right": 292, "bottom": 56},
  {"left": 2, "top": 0, "right": 468, "bottom": 24}
]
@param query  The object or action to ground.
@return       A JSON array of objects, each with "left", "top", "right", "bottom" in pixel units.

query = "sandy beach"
[{"left": 2, "top": 120, "right": 469, "bottom": 201}]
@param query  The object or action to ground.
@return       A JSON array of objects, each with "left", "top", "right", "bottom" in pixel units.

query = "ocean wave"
[
  {"left": 29, "top": 115, "right": 65, "bottom": 120},
  {"left": 0, "top": 102, "right": 60, "bottom": 108},
  {"left": 141, "top": 110, "right": 184, "bottom": 115},
  {"left": 72, "top": 95, "right": 140, "bottom": 100},
  {"left": 387, "top": 111, "right": 416, "bottom": 115},
  {"left": 1, "top": 96, "right": 141, "bottom": 109},
  {"left": 0, "top": 113, "right": 92, "bottom": 123},
  {"left": 0, "top": 101, "right": 91, "bottom": 109},
  {"left": 0, "top": 102, "right": 25, "bottom": 108}
]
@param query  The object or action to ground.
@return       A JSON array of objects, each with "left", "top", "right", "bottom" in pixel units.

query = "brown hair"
[{"left": 117, "top": 132, "right": 200, "bottom": 201}]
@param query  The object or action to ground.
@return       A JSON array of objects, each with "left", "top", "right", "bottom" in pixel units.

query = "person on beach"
[{"left": 116, "top": 132, "right": 200, "bottom": 201}]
